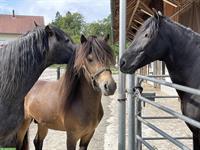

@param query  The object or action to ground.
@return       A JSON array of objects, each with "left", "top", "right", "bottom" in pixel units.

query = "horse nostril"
[
  {"left": 120, "top": 59, "right": 126, "bottom": 68},
  {"left": 104, "top": 82, "right": 109, "bottom": 91}
]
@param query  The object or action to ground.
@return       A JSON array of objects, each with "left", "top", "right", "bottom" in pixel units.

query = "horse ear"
[
  {"left": 34, "top": 20, "right": 38, "bottom": 27},
  {"left": 158, "top": 11, "right": 162, "bottom": 16},
  {"left": 45, "top": 25, "right": 53, "bottom": 36},
  {"left": 80, "top": 34, "right": 87, "bottom": 44},
  {"left": 104, "top": 34, "right": 109, "bottom": 42},
  {"left": 152, "top": 8, "right": 162, "bottom": 20}
]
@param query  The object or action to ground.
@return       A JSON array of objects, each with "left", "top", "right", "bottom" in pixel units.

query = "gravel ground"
[{"left": 26, "top": 68, "right": 193, "bottom": 150}]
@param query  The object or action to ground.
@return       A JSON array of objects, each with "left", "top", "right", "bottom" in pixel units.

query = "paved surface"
[{"left": 27, "top": 68, "right": 192, "bottom": 150}]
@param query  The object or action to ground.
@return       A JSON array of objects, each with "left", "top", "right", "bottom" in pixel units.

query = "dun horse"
[
  {"left": 17, "top": 35, "right": 116, "bottom": 150},
  {"left": 120, "top": 12, "right": 200, "bottom": 150},
  {"left": 0, "top": 24, "right": 75, "bottom": 147}
]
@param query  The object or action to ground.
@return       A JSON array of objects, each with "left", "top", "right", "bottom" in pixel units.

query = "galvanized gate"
[{"left": 133, "top": 75, "right": 200, "bottom": 150}]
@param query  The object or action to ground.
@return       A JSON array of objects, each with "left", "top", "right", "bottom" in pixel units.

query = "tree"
[
  {"left": 83, "top": 15, "right": 111, "bottom": 37},
  {"left": 51, "top": 11, "right": 85, "bottom": 43}
]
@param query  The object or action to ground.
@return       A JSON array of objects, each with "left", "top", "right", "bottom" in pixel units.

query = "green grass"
[{"left": 0, "top": 148, "right": 16, "bottom": 150}]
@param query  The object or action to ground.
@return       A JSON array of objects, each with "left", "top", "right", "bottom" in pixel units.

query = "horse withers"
[
  {"left": 17, "top": 34, "right": 116, "bottom": 150},
  {"left": 0, "top": 24, "right": 75, "bottom": 147},
  {"left": 120, "top": 11, "right": 200, "bottom": 150}
]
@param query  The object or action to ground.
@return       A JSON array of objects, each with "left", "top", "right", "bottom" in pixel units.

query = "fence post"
[
  {"left": 127, "top": 74, "right": 136, "bottom": 150},
  {"left": 137, "top": 97, "right": 142, "bottom": 150},
  {"left": 135, "top": 76, "right": 142, "bottom": 150},
  {"left": 57, "top": 67, "right": 60, "bottom": 80},
  {"left": 118, "top": 0, "right": 127, "bottom": 149}
]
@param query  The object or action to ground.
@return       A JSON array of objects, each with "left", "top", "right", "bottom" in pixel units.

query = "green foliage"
[
  {"left": 52, "top": 11, "right": 85, "bottom": 40},
  {"left": 82, "top": 15, "right": 111, "bottom": 37}
]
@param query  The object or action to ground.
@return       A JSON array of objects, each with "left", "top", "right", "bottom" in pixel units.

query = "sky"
[{"left": 0, "top": 0, "right": 111, "bottom": 24}]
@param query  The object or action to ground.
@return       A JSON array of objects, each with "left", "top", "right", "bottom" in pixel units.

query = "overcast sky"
[{"left": 0, "top": 0, "right": 111, "bottom": 24}]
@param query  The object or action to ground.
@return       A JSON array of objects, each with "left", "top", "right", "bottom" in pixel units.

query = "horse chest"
[{"left": 65, "top": 104, "right": 103, "bottom": 132}]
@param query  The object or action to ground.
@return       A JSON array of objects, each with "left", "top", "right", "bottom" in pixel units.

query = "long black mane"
[
  {"left": 0, "top": 26, "right": 48, "bottom": 101},
  {"left": 63, "top": 36, "right": 114, "bottom": 107}
]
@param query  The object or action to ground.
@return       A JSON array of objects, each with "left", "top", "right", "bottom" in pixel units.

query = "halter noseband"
[{"left": 82, "top": 65, "right": 111, "bottom": 91}]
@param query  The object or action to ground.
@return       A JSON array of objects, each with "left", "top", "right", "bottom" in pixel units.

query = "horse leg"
[
  {"left": 79, "top": 131, "right": 95, "bottom": 150},
  {"left": 193, "top": 131, "right": 200, "bottom": 150},
  {"left": 33, "top": 124, "right": 48, "bottom": 150},
  {"left": 67, "top": 132, "right": 78, "bottom": 150},
  {"left": 181, "top": 101, "right": 200, "bottom": 150},
  {"left": 16, "top": 118, "right": 32, "bottom": 150}
]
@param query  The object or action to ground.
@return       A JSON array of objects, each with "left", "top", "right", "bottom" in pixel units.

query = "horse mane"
[
  {"left": 63, "top": 35, "right": 115, "bottom": 107},
  {"left": 0, "top": 26, "right": 48, "bottom": 100},
  {"left": 139, "top": 15, "right": 200, "bottom": 41},
  {"left": 134, "top": 16, "right": 159, "bottom": 42}
]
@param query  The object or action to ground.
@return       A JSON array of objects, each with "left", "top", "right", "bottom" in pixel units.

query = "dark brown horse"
[{"left": 17, "top": 35, "right": 116, "bottom": 150}]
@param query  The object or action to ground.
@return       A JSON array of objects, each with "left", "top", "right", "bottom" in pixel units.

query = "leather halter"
[{"left": 82, "top": 65, "right": 111, "bottom": 91}]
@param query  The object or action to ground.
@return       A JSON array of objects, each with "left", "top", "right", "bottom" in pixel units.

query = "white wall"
[{"left": 0, "top": 33, "right": 20, "bottom": 43}]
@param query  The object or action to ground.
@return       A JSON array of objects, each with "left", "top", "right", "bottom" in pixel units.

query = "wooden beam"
[
  {"left": 127, "top": 36, "right": 133, "bottom": 41},
  {"left": 163, "top": 0, "right": 178, "bottom": 8},
  {"left": 139, "top": 1, "right": 154, "bottom": 16},
  {"left": 134, "top": 13, "right": 145, "bottom": 22},
  {"left": 127, "top": 0, "right": 137, "bottom": 9},
  {"left": 134, "top": 19, "right": 143, "bottom": 25},
  {"left": 133, "top": 13, "right": 145, "bottom": 25},
  {"left": 140, "top": 9, "right": 153, "bottom": 17},
  {"left": 128, "top": 0, "right": 140, "bottom": 30},
  {"left": 130, "top": 24, "right": 138, "bottom": 31},
  {"left": 170, "top": 1, "right": 193, "bottom": 19},
  {"left": 128, "top": 31, "right": 135, "bottom": 37}
]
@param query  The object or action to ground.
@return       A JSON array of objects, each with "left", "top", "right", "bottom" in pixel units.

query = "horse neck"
[
  {"left": 162, "top": 19, "right": 200, "bottom": 87},
  {"left": 79, "top": 75, "right": 102, "bottom": 110},
  {"left": 63, "top": 71, "right": 102, "bottom": 112}
]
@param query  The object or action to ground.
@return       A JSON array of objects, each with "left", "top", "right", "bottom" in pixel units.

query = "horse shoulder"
[{"left": 24, "top": 80, "right": 61, "bottom": 124}]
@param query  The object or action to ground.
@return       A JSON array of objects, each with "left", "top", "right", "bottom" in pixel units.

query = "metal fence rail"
[
  {"left": 131, "top": 75, "right": 200, "bottom": 150},
  {"left": 137, "top": 116, "right": 190, "bottom": 150}
]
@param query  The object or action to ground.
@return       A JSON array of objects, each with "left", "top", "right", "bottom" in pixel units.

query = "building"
[{"left": 0, "top": 11, "right": 44, "bottom": 47}]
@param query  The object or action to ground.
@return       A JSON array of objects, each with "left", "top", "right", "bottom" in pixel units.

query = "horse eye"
[
  {"left": 145, "top": 33, "right": 148, "bottom": 38},
  {"left": 87, "top": 57, "right": 93, "bottom": 62},
  {"left": 65, "top": 39, "right": 70, "bottom": 43}
]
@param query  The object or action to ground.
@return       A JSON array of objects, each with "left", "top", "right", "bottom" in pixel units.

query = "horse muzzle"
[{"left": 102, "top": 80, "right": 117, "bottom": 96}]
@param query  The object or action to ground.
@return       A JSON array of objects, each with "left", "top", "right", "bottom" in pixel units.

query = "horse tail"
[{"left": 21, "top": 129, "right": 29, "bottom": 150}]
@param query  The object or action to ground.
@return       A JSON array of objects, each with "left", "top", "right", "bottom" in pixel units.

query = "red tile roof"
[{"left": 0, "top": 14, "right": 44, "bottom": 34}]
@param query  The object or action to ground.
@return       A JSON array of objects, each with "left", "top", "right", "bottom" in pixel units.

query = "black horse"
[
  {"left": 120, "top": 12, "right": 200, "bottom": 150},
  {"left": 0, "top": 25, "right": 75, "bottom": 147}
]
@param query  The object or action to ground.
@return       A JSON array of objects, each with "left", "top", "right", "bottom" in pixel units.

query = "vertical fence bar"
[
  {"left": 127, "top": 74, "right": 136, "bottom": 150},
  {"left": 137, "top": 96, "right": 142, "bottom": 150},
  {"left": 57, "top": 67, "right": 60, "bottom": 80},
  {"left": 135, "top": 76, "right": 140, "bottom": 150},
  {"left": 118, "top": 0, "right": 126, "bottom": 149}
]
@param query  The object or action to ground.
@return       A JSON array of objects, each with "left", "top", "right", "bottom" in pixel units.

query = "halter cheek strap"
[{"left": 82, "top": 65, "right": 111, "bottom": 91}]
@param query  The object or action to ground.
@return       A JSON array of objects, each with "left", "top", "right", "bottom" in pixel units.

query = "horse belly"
[{"left": 42, "top": 118, "right": 65, "bottom": 131}]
